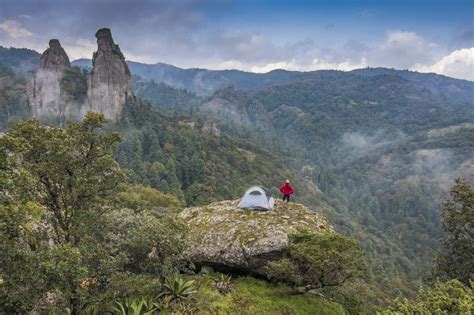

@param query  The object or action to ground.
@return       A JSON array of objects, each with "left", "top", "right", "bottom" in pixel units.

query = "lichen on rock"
[{"left": 179, "top": 199, "right": 334, "bottom": 275}]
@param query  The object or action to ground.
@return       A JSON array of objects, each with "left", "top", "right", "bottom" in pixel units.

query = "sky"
[{"left": 0, "top": 0, "right": 473, "bottom": 80}]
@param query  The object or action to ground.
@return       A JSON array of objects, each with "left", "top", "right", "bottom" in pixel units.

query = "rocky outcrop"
[
  {"left": 85, "top": 28, "right": 132, "bottom": 121},
  {"left": 201, "top": 119, "right": 221, "bottom": 136},
  {"left": 201, "top": 86, "right": 273, "bottom": 131},
  {"left": 179, "top": 199, "right": 333, "bottom": 274},
  {"left": 30, "top": 39, "right": 71, "bottom": 120}
]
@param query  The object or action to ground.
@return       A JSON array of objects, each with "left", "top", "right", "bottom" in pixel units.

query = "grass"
[{"left": 194, "top": 274, "right": 347, "bottom": 315}]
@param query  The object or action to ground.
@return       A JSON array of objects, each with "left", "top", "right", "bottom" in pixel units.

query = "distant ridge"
[{"left": 72, "top": 58, "right": 474, "bottom": 102}]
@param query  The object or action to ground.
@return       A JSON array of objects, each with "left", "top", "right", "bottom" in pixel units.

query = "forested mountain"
[
  {"left": 0, "top": 46, "right": 40, "bottom": 75},
  {"left": 73, "top": 57, "right": 474, "bottom": 102},
  {"left": 1, "top": 42, "right": 473, "bottom": 310},
  {"left": 123, "top": 62, "right": 474, "bottom": 295}
]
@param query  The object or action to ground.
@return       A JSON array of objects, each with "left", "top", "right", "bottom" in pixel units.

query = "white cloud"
[
  {"left": 248, "top": 57, "right": 368, "bottom": 73},
  {"left": 413, "top": 47, "right": 474, "bottom": 81},
  {"left": 310, "top": 57, "right": 368, "bottom": 71},
  {"left": 250, "top": 60, "right": 301, "bottom": 73},
  {"left": 0, "top": 20, "right": 33, "bottom": 38},
  {"left": 373, "top": 30, "right": 437, "bottom": 68},
  {"left": 61, "top": 37, "right": 97, "bottom": 60}
]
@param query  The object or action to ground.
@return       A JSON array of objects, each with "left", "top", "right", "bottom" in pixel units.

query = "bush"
[
  {"left": 265, "top": 231, "right": 366, "bottom": 289},
  {"left": 382, "top": 279, "right": 473, "bottom": 314}
]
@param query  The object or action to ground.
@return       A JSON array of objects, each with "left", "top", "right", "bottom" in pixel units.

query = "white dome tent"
[{"left": 237, "top": 186, "right": 275, "bottom": 211}]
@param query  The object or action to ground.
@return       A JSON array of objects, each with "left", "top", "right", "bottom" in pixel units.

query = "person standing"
[{"left": 280, "top": 179, "right": 295, "bottom": 202}]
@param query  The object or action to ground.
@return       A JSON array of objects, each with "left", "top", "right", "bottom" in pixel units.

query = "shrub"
[
  {"left": 265, "top": 231, "right": 366, "bottom": 289},
  {"left": 382, "top": 279, "right": 473, "bottom": 314}
]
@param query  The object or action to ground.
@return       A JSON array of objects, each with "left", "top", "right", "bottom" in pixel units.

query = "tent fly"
[{"left": 237, "top": 186, "right": 275, "bottom": 211}]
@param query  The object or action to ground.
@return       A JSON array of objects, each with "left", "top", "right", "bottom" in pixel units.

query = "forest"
[{"left": 0, "top": 45, "right": 473, "bottom": 313}]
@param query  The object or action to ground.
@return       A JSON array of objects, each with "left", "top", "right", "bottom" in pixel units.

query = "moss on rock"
[{"left": 179, "top": 199, "right": 334, "bottom": 274}]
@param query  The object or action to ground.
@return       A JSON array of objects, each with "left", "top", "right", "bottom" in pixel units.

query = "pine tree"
[{"left": 434, "top": 178, "right": 474, "bottom": 285}]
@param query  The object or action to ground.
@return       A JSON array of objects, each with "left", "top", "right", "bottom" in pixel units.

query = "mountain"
[
  {"left": 72, "top": 58, "right": 474, "bottom": 103},
  {"left": 0, "top": 46, "right": 40, "bottom": 75},
  {"left": 1, "top": 37, "right": 473, "bottom": 306},
  {"left": 133, "top": 69, "right": 474, "bottom": 293},
  {"left": 201, "top": 86, "right": 273, "bottom": 132},
  {"left": 72, "top": 58, "right": 302, "bottom": 96}
]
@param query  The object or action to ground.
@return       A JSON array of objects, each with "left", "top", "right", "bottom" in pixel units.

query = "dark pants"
[{"left": 283, "top": 194, "right": 290, "bottom": 202}]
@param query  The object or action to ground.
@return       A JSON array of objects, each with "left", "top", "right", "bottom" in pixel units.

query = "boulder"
[{"left": 178, "top": 199, "right": 333, "bottom": 275}]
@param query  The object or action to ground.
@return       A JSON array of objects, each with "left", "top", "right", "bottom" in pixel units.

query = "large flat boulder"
[{"left": 178, "top": 199, "right": 333, "bottom": 274}]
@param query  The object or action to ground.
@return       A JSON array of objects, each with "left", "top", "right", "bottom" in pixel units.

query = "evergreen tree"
[{"left": 434, "top": 178, "right": 474, "bottom": 285}]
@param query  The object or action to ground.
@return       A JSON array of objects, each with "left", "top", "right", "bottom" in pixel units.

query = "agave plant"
[
  {"left": 112, "top": 297, "right": 160, "bottom": 315},
  {"left": 159, "top": 275, "right": 198, "bottom": 300},
  {"left": 213, "top": 273, "right": 233, "bottom": 294}
]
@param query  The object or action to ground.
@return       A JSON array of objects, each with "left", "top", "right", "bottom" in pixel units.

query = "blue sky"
[{"left": 0, "top": 0, "right": 473, "bottom": 79}]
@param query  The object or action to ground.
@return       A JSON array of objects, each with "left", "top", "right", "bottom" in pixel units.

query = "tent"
[{"left": 237, "top": 186, "right": 275, "bottom": 211}]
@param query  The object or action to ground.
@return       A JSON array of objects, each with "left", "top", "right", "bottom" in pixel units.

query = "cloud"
[
  {"left": 373, "top": 30, "right": 437, "bottom": 68},
  {"left": 310, "top": 57, "right": 368, "bottom": 71},
  {"left": 206, "top": 29, "right": 278, "bottom": 62},
  {"left": 0, "top": 1, "right": 469, "bottom": 79},
  {"left": 413, "top": 47, "right": 474, "bottom": 81},
  {"left": 61, "top": 38, "right": 97, "bottom": 61},
  {"left": 0, "top": 20, "right": 33, "bottom": 38},
  {"left": 250, "top": 60, "right": 300, "bottom": 73}
]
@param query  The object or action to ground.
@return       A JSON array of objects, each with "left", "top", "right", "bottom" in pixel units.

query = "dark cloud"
[{"left": 0, "top": 0, "right": 470, "bottom": 79}]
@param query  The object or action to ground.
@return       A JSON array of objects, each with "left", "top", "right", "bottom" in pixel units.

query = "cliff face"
[
  {"left": 85, "top": 28, "right": 132, "bottom": 121},
  {"left": 30, "top": 39, "right": 71, "bottom": 120},
  {"left": 201, "top": 86, "right": 273, "bottom": 131}
]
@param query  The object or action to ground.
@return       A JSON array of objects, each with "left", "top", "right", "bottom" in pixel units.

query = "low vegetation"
[{"left": 1, "top": 113, "right": 472, "bottom": 313}]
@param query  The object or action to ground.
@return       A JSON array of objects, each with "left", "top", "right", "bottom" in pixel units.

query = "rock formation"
[
  {"left": 201, "top": 86, "right": 273, "bottom": 131},
  {"left": 85, "top": 28, "right": 132, "bottom": 121},
  {"left": 30, "top": 39, "right": 71, "bottom": 120},
  {"left": 178, "top": 199, "right": 333, "bottom": 275}
]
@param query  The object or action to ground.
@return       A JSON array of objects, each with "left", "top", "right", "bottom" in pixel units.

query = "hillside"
[
  {"left": 124, "top": 65, "right": 474, "bottom": 295},
  {"left": 72, "top": 58, "right": 474, "bottom": 101},
  {"left": 1, "top": 40, "right": 473, "bottom": 312}
]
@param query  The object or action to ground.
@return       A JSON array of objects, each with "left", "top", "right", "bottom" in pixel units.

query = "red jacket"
[{"left": 280, "top": 183, "right": 295, "bottom": 195}]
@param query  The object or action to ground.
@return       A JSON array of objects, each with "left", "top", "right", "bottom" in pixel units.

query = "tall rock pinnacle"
[
  {"left": 29, "top": 39, "right": 71, "bottom": 119},
  {"left": 39, "top": 39, "right": 71, "bottom": 71},
  {"left": 85, "top": 28, "right": 132, "bottom": 121}
]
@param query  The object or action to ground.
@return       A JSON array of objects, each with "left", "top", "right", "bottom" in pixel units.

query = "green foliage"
[
  {"left": 0, "top": 114, "right": 185, "bottom": 313},
  {"left": 112, "top": 297, "right": 161, "bottom": 315},
  {"left": 0, "top": 113, "right": 125, "bottom": 312},
  {"left": 121, "top": 214, "right": 186, "bottom": 276},
  {"left": 116, "top": 101, "right": 296, "bottom": 207},
  {"left": 434, "top": 178, "right": 474, "bottom": 285},
  {"left": 382, "top": 279, "right": 473, "bottom": 314},
  {"left": 1, "top": 112, "right": 124, "bottom": 244},
  {"left": 266, "top": 231, "right": 366, "bottom": 289},
  {"left": 105, "top": 272, "right": 162, "bottom": 299},
  {"left": 116, "top": 184, "right": 183, "bottom": 216},
  {"left": 159, "top": 275, "right": 198, "bottom": 300},
  {"left": 197, "top": 274, "right": 347, "bottom": 314},
  {"left": 132, "top": 76, "right": 202, "bottom": 114},
  {"left": 0, "top": 63, "right": 31, "bottom": 129}
]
